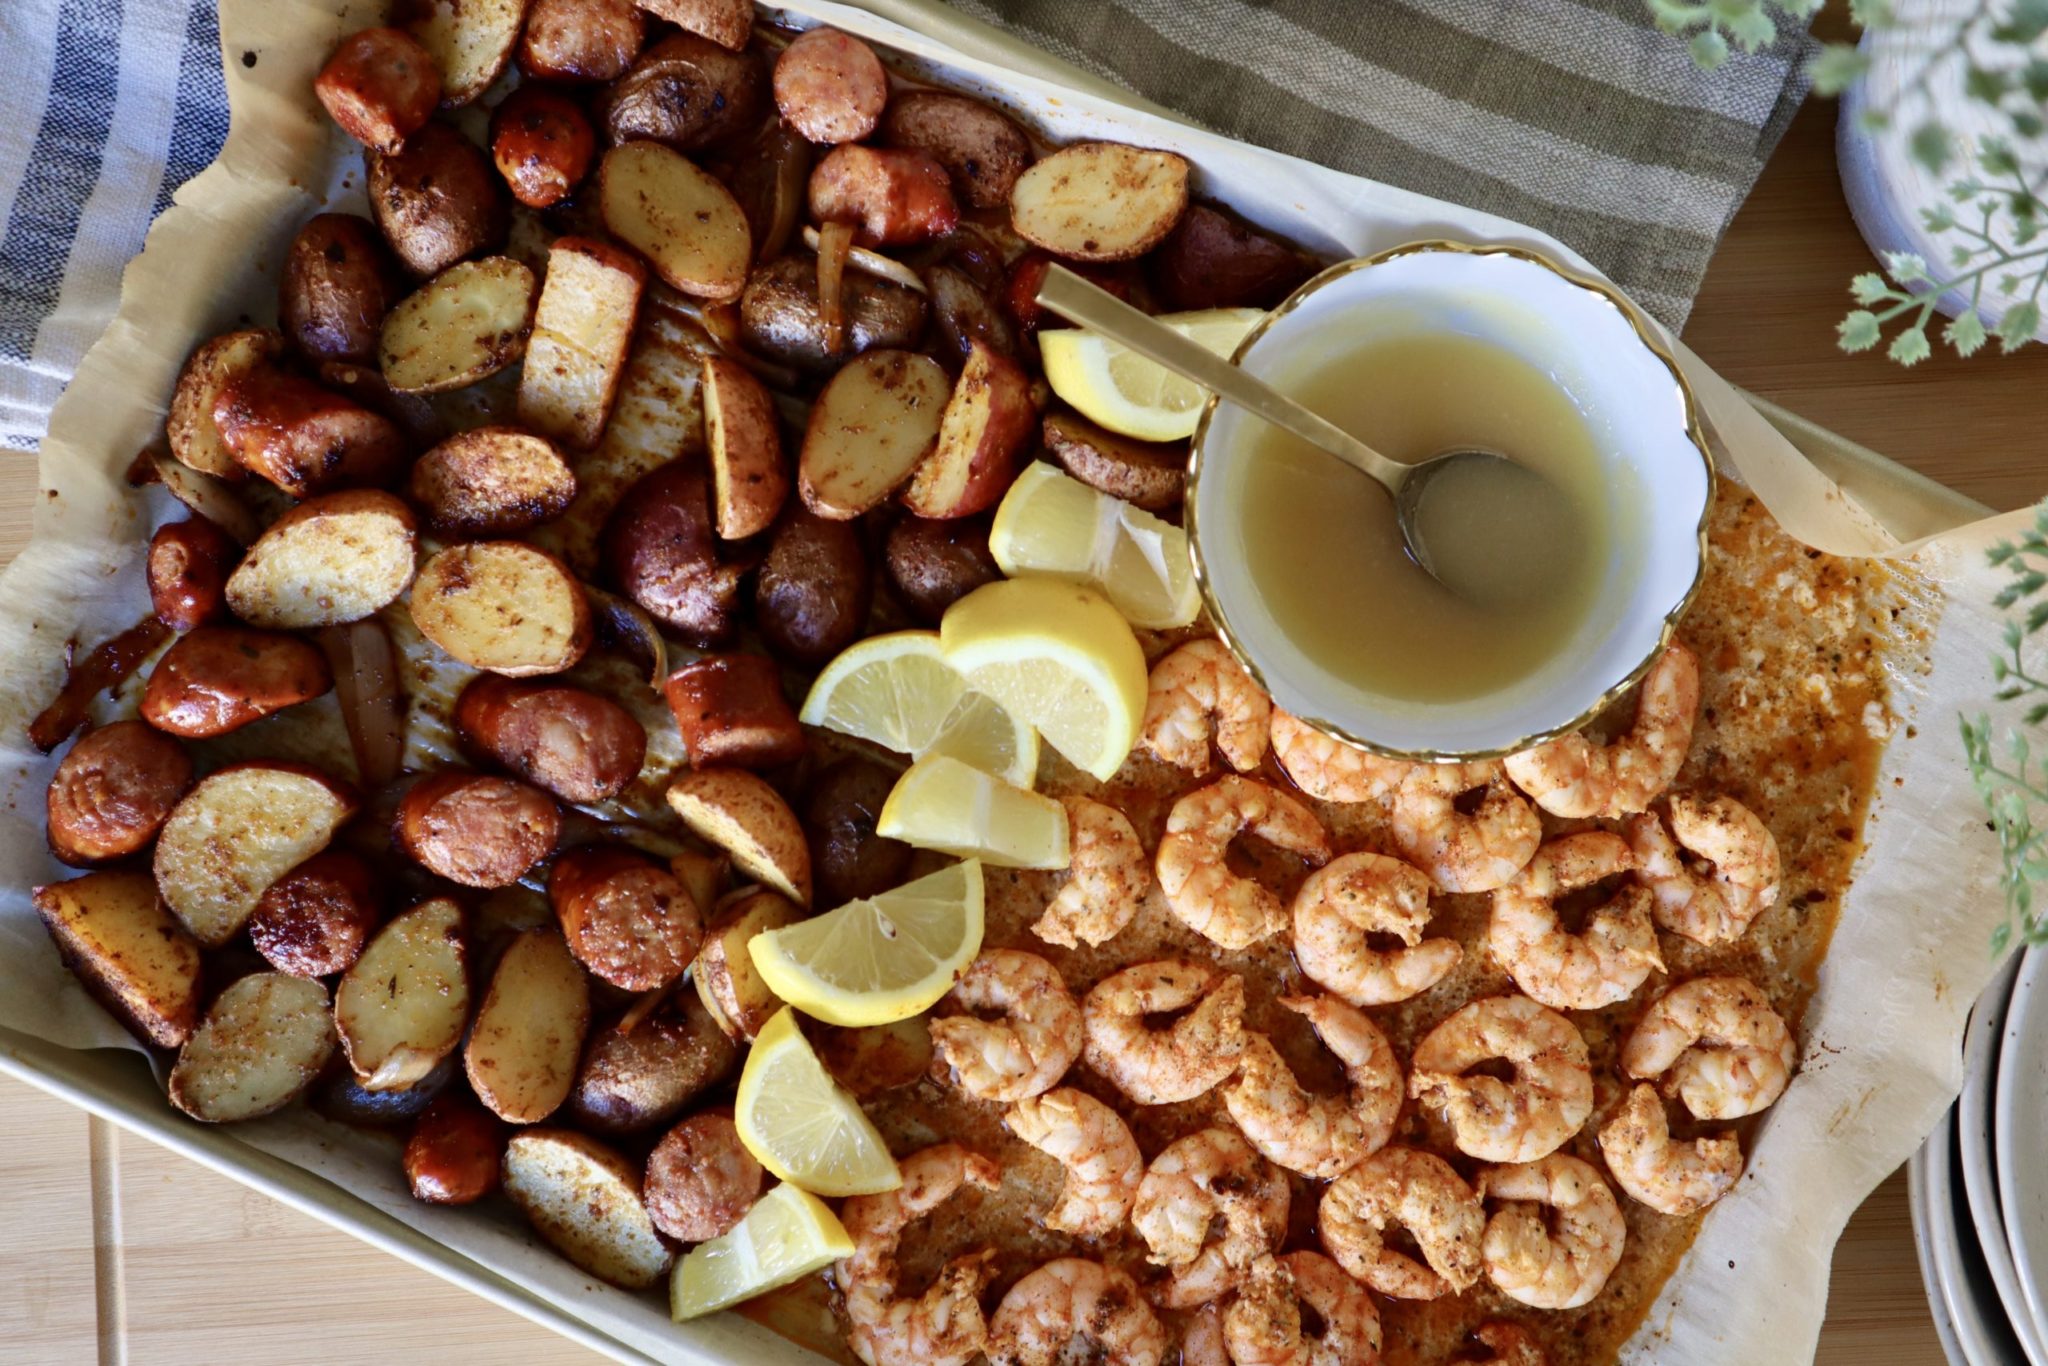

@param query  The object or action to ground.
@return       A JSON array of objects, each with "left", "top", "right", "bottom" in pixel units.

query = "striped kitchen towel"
[{"left": 0, "top": 0, "right": 1811, "bottom": 454}]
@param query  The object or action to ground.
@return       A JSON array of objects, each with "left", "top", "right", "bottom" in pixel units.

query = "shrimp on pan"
[
  {"left": 1004, "top": 1087, "right": 1142, "bottom": 1238},
  {"left": 1033, "top": 796, "right": 1149, "bottom": 949},
  {"left": 837, "top": 1144, "right": 1002, "bottom": 1366},
  {"left": 929, "top": 949, "right": 1083, "bottom": 1103},
  {"left": 1157, "top": 775, "right": 1331, "bottom": 951},
  {"left": 1140, "top": 638, "right": 1271, "bottom": 775},
  {"left": 1479, "top": 1154, "right": 1627, "bottom": 1310},
  {"left": 1489, "top": 832, "right": 1663, "bottom": 1011},
  {"left": 1083, "top": 958, "right": 1247, "bottom": 1105},
  {"left": 1132, "top": 1127, "right": 1290, "bottom": 1309},
  {"left": 985, "top": 1258, "right": 1167, "bottom": 1366},
  {"left": 1221, "top": 995, "right": 1401, "bottom": 1179},
  {"left": 1270, "top": 708, "right": 1416, "bottom": 804},
  {"left": 1622, "top": 974, "right": 1796, "bottom": 1120},
  {"left": 1628, "top": 794, "right": 1781, "bottom": 945},
  {"left": 1597, "top": 1082, "right": 1742, "bottom": 1216},
  {"left": 1317, "top": 1145, "right": 1484, "bottom": 1299},
  {"left": 1223, "top": 1252, "right": 1383, "bottom": 1366},
  {"left": 1390, "top": 761, "right": 1540, "bottom": 893},
  {"left": 1292, "top": 851, "right": 1461, "bottom": 1007},
  {"left": 1408, "top": 994, "right": 1593, "bottom": 1165},
  {"left": 1504, "top": 640, "right": 1699, "bottom": 819}
]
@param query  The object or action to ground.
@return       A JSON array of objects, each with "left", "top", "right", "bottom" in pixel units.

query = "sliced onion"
[
  {"left": 144, "top": 449, "right": 262, "bottom": 546},
  {"left": 615, "top": 987, "right": 669, "bottom": 1037},
  {"left": 815, "top": 220, "right": 855, "bottom": 358},
  {"left": 803, "top": 224, "right": 929, "bottom": 296},
  {"left": 28, "top": 614, "right": 171, "bottom": 753},
  {"left": 584, "top": 582, "right": 669, "bottom": 691},
  {"left": 315, "top": 619, "right": 406, "bottom": 789}
]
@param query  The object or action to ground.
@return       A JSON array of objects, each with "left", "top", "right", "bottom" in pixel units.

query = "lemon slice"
[
  {"left": 799, "top": 631, "right": 1038, "bottom": 787},
  {"left": 1040, "top": 307, "right": 1264, "bottom": 441},
  {"left": 877, "top": 756, "right": 1070, "bottom": 868},
  {"left": 748, "top": 861, "right": 985, "bottom": 1027},
  {"left": 938, "top": 578, "right": 1148, "bottom": 782},
  {"left": 734, "top": 1007, "right": 902, "bottom": 1195},
  {"left": 670, "top": 1183, "right": 854, "bottom": 1321},
  {"left": 989, "top": 462, "right": 1201, "bottom": 629}
]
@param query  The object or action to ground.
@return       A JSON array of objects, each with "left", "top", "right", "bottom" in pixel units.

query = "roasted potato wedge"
[
  {"left": 314, "top": 27, "right": 442, "bottom": 153},
  {"left": 642, "top": 1110, "right": 760, "bottom": 1241},
  {"left": 408, "top": 426, "right": 576, "bottom": 537},
  {"left": 738, "top": 253, "right": 928, "bottom": 374},
  {"left": 335, "top": 897, "right": 470, "bottom": 1090},
  {"left": 637, "top": 0, "right": 751, "bottom": 50},
  {"left": 453, "top": 673, "right": 647, "bottom": 802},
  {"left": 804, "top": 758, "right": 912, "bottom": 909},
  {"left": 314, "top": 1052, "right": 455, "bottom": 1128},
  {"left": 669, "top": 847, "right": 728, "bottom": 917},
  {"left": 703, "top": 356, "right": 787, "bottom": 540},
  {"left": 666, "top": 769, "right": 811, "bottom": 906},
  {"left": 596, "top": 32, "right": 765, "bottom": 151},
  {"left": 279, "top": 213, "right": 406, "bottom": 364},
  {"left": 46, "top": 721, "right": 193, "bottom": 867},
  {"left": 404, "top": 1093, "right": 504, "bottom": 1204},
  {"left": 881, "top": 91, "right": 1033, "bottom": 210},
  {"left": 1151, "top": 202, "right": 1314, "bottom": 311},
  {"left": 1009, "top": 141, "right": 1191, "bottom": 262},
  {"left": 601, "top": 460, "right": 745, "bottom": 647},
  {"left": 225, "top": 490, "right": 419, "bottom": 628},
  {"left": 691, "top": 886, "right": 804, "bottom": 1040},
  {"left": 167, "top": 329, "right": 284, "bottom": 479},
  {"left": 1041, "top": 409, "right": 1186, "bottom": 511},
  {"left": 141, "top": 626, "right": 334, "bottom": 739},
  {"left": 395, "top": 770, "right": 561, "bottom": 888},
  {"left": 168, "top": 973, "right": 338, "bottom": 1123},
  {"left": 154, "top": 761, "right": 359, "bottom": 946},
  {"left": 212, "top": 368, "right": 408, "bottom": 497},
  {"left": 502, "top": 1128, "right": 673, "bottom": 1289},
  {"left": 410, "top": 541, "right": 592, "bottom": 675},
  {"left": 662, "top": 654, "right": 806, "bottom": 769},
  {"left": 516, "top": 236, "right": 646, "bottom": 449},
  {"left": 398, "top": 0, "right": 527, "bottom": 107},
  {"left": 518, "top": 0, "right": 645, "bottom": 82},
  {"left": 33, "top": 870, "right": 203, "bottom": 1048},
  {"left": 772, "top": 27, "right": 885, "bottom": 144},
  {"left": 550, "top": 845, "right": 703, "bottom": 990},
  {"left": 368, "top": 122, "right": 509, "bottom": 278},
  {"left": 902, "top": 339, "right": 1034, "bottom": 519},
  {"left": 379, "top": 256, "right": 535, "bottom": 394},
  {"left": 597, "top": 142, "right": 750, "bottom": 302},
  {"left": 568, "top": 996, "right": 737, "bottom": 1135},
  {"left": 490, "top": 83, "right": 597, "bottom": 208},
  {"left": 883, "top": 514, "right": 1000, "bottom": 624},
  {"left": 753, "top": 508, "right": 872, "bottom": 667},
  {"left": 798, "top": 349, "right": 948, "bottom": 519},
  {"left": 248, "top": 851, "right": 380, "bottom": 978},
  {"left": 464, "top": 927, "right": 591, "bottom": 1123}
]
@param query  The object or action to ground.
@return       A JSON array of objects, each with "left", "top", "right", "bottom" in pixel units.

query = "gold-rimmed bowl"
[{"left": 1186, "top": 241, "right": 1715, "bottom": 760}]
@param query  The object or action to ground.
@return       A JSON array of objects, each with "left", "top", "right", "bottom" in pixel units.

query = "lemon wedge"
[
  {"left": 734, "top": 1007, "right": 901, "bottom": 1195},
  {"left": 877, "top": 756, "right": 1070, "bottom": 868},
  {"left": 938, "top": 579, "right": 1148, "bottom": 782},
  {"left": 989, "top": 461, "right": 1201, "bottom": 629},
  {"left": 799, "top": 631, "right": 1038, "bottom": 787},
  {"left": 670, "top": 1183, "right": 854, "bottom": 1321},
  {"left": 748, "top": 861, "right": 985, "bottom": 1028},
  {"left": 1040, "top": 307, "right": 1264, "bottom": 441}
]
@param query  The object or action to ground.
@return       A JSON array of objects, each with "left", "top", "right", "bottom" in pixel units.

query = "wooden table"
[{"left": 2, "top": 80, "right": 2034, "bottom": 1366}]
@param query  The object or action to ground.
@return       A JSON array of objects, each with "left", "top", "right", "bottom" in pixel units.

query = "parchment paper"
[{"left": 0, "top": 2, "right": 2027, "bottom": 1362}]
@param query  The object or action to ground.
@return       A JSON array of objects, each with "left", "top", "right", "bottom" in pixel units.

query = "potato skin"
[
  {"left": 140, "top": 627, "right": 334, "bottom": 739},
  {"left": 596, "top": 32, "right": 766, "bottom": 152},
  {"left": 396, "top": 770, "right": 561, "bottom": 888},
  {"left": 147, "top": 517, "right": 239, "bottom": 632},
  {"left": 1041, "top": 410, "right": 1186, "bottom": 512},
  {"left": 883, "top": 514, "right": 1000, "bottom": 624},
  {"left": 211, "top": 369, "right": 408, "bottom": 497},
  {"left": 490, "top": 86, "right": 597, "bottom": 209},
  {"left": 808, "top": 145, "right": 959, "bottom": 248},
  {"left": 453, "top": 674, "right": 647, "bottom": 803},
  {"left": 46, "top": 722, "right": 194, "bottom": 867},
  {"left": 804, "top": 757, "right": 912, "bottom": 908},
  {"left": 924, "top": 263, "right": 1019, "bottom": 371},
  {"left": 643, "top": 1110, "right": 761, "bottom": 1241},
  {"left": 518, "top": 0, "right": 646, "bottom": 83},
  {"left": 880, "top": 91, "right": 1033, "bottom": 211},
  {"left": 773, "top": 28, "right": 887, "bottom": 146},
  {"left": 315, "top": 27, "right": 442, "bottom": 153},
  {"left": 601, "top": 461, "right": 747, "bottom": 647},
  {"left": 404, "top": 1094, "right": 505, "bottom": 1205},
  {"left": 407, "top": 426, "right": 577, "bottom": 538},
  {"left": 278, "top": 214, "right": 405, "bottom": 365},
  {"left": 568, "top": 997, "right": 737, "bottom": 1135},
  {"left": 753, "top": 507, "right": 872, "bottom": 667},
  {"left": 167, "top": 328, "right": 285, "bottom": 480},
  {"left": 246, "top": 851, "right": 380, "bottom": 978},
  {"left": 368, "top": 122, "right": 509, "bottom": 279},
  {"left": 739, "top": 254, "right": 928, "bottom": 373},
  {"left": 662, "top": 654, "right": 806, "bottom": 770},
  {"left": 1150, "top": 202, "right": 1315, "bottom": 311},
  {"left": 549, "top": 844, "right": 703, "bottom": 990}
]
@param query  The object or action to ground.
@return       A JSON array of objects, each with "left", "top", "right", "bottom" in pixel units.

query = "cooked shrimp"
[
  {"left": 1270, "top": 708, "right": 1415, "bottom": 804},
  {"left": 1488, "top": 832, "right": 1663, "bottom": 1011},
  {"left": 1082, "top": 958, "right": 1247, "bottom": 1105},
  {"left": 1004, "top": 1087, "right": 1142, "bottom": 1238},
  {"left": 1627, "top": 794, "right": 1781, "bottom": 945},
  {"left": 1597, "top": 1082, "right": 1742, "bottom": 1216},
  {"left": 1291, "top": 852, "right": 1461, "bottom": 1007},
  {"left": 1223, "top": 1253, "right": 1383, "bottom": 1366},
  {"left": 1317, "top": 1145, "right": 1484, "bottom": 1299},
  {"left": 1389, "top": 762, "right": 1540, "bottom": 894},
  {"left": 838, "top": 1144, "right": 1002, "bottom": 1366},
  {"left": 1157, "top": 775, "right": 1332, "bottom": 951},
  {"left": 986, "top": 1258, "right": 1167, "bottom": 1366},
  {"left": 1470, "top": 1322, "right": 1548, "bottom": 1366},
  {"left": 1182, "top": 1303, "right": 1229, "bottom": 1366},
  {"left": 1622, "top": 975, "right": 1796, "bottom": 1120},
  {"left": 1221, "top": 995, "right": 1402, "bottom": 1179},
  {"left": 1132, "top": 1127, "right": 1290, "bottom": 1309},
  {"left": 1033, "top": 796, "right": 1149, "bottom": 949},
  {"left": 1140, "top": 639, "right": 1271, "bottom": 775},
  {"left": 1503, "top": 641, "right": 1699, "bottom": 819},
  {"left": 929, "top": 949, "right": 1083, "bottom": 1103},
  {"left": 1479, "top": 1154, "right": 1627, "bottom": 1310},
  {"left": 1408, "top": 994, "right": 1592, "bottom": 1165}
]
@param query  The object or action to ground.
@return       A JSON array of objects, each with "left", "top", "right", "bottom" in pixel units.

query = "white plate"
[
  {"left": 1918, "top": 1105, "right": 2030, "bottom": 1363},
  {"left": 1912, "top": 1133, "right": 1973, "bottom": 1366},
  {"left": 1996, "top": 944, "right": 2048, "bottom": 1345},
  {"left": 1957, "top": 951, "right": 2044, "bottom": 1362}
]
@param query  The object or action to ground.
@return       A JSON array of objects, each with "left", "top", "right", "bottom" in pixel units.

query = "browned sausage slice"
[
  {"left": 490, "top": 86, "right": 597, "bottom": 210},
  {"left": 772, "top": 29, "right": 888, "bottom": 146},
  {"left": 808, "top": 145, "right": 959, "bottom": 248},
  {"left": 518, "top": 0, "right": 646, "bottom": 83},
  {"left": 247, "top": 851, "right": 381, "bottom": 978},
  {"left": 404, "top": 1094, "right": 504, "bottom": 1205},
  {"left": 643, "top": 1110, "right": 762, "bottom": 1241},
  {"left": 662, "top": 654, "right": 806, "bottom": 770},
  {"left": 147, "top": 517, "right": 240, "bottom": 633},
  {"left": 314, "top": 27, "right": 442, "bottom": 153},
  {"left": 453, "top": 674, "right": 647, "bottom": 804},
  {"left": 211, "top": 369, "right": 407, "bottom": 497},
  {"left": 46, "top": 721, "right": 195, "bottom": 867},
  {"left": 395, "top": 770, "right": 560, "bottom": 888},
  {"left": 140, "top": 626, "right": 334, "bottom": 739},
  {"left": 548, "top": 845, "right": 703, "bottom": 991}
]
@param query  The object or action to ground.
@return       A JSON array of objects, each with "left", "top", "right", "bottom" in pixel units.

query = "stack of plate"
[{"left": 1912, "top": 947, "right": 2048, "bottom": 1363}]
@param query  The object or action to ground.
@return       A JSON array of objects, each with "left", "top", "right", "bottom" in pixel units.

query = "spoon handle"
[{"left": 1035, "top": 265, "right": 1411, "bottom": 493}]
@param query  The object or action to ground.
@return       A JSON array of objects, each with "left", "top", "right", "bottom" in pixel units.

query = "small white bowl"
[{"left": 1187, "top": 242, "right": 1714, "bottom": 760}]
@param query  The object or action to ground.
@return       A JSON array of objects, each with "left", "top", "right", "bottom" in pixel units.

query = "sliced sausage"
[
  {"left": 314, "top": 27, "right": 442, "bottom": 153},
  {"left": 404, "top": 1094, "right": 504, "bottom": 1205},
  {"left": 661, "top": 654, "right": 806, "bottom": 770},
  {"left": 753, "top": 508, "right": 872, "bottom": 667},
  {"left": 880, "top": 90, "right": 1032, "bottom": 210},
  {"left": 772, "top": 28, "right": 888, "bottom": 146},
  {"left": 569, "top": 998, "right": 738, "bottom": 1135},
  {"left": 490, "top": 86, "right": 597, "bottom": 209},
  {"left": 46, "top": 721, "right": 194, "bottom": 867},
  {"left": 246, "top": 851, "right": 381, "bottom": 978},
  {"left": 453, "top": 674, "right": 647, "bottom": 804},
  {"left": 596, "top": 33, "right": 766, "bottom": 152},
  {"left": 140, "top": 626, "right": 334, "bottom": 739},
  {"left": 518, "top": 0, "right": 646, "bottom": 83},
  {"left": 549, "top": 844, "right": 703, "bottom": 991},
  {"left": 279, "top": 214, "right": 406, "bottom": 365},
  {"left": 643, "top": 1110, "right": 762, "bottom": 1241},
  {"left": 147, "top": 517, "right": 240, "bottom": 632},
  {"left": 808, "top": 145, "right": 958, "bottom": 249},
  {"left": 395, "top": 770, "right": 560, "bottom": 888},
  {"left": 804, "top": 758, "right": 911, "bottom": 908},
  {"left": 211, "top": 369, "right": 408, "bottom": 497}
]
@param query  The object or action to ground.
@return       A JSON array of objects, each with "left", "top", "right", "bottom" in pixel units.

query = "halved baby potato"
[
  {"left": 224, "top": 489, "right": 418, "bottom": 628},
  {"left": 33, "top": 870, "right": 203, "bottom": 1048},
  {"left": 666, "top": 769, "right": 811, "bottom": 906},
  {"left": 464, "top": 926, "right": 590, "bottom": 1123},
  {"left": 517, "top": 236, "right": 647, "bottom": 451},
  {"left": 167, "top": 329, "right": 283, "bottom": 479},
  {"left": 502, "top": 1128, "right": 674, "bottom": 1289},
  {"left": 408, "top": 426, "right": 576, "bottom": 538},
  {"left": 410, "top": 541, "right": 592, "bottom": 676},
  {"left": 379, "top": 256, "right": 536, "bottom": 394},
  {"left": 693, "top": 887, "right": 804, "bottom": 1041},
  {"left": 168, "top": 972, "right": 338, "bottom": 1123},
  {"left": 902, "top": 339, "right": 1034, "bottom": 519},
  {"left": 703, "top": 355, "right": 787, "bottom": 540},
  {"left": 1009, "top": 142, "right": 1191, "bottom": 263},
  {"left": 154, "top": 762, "right": 360, "bottom": 947},
  {"left": 399, "top": 0, "right": 526, "bottom": 106},
  {"left": 598, "top": 142, "right": 751, "bottom": 302},
  {"left": 797, "top": 349, "right": 948, "bottom": 520},
  {"left": 335, "top": 897, "right": 469, "bottom": 1091}
]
